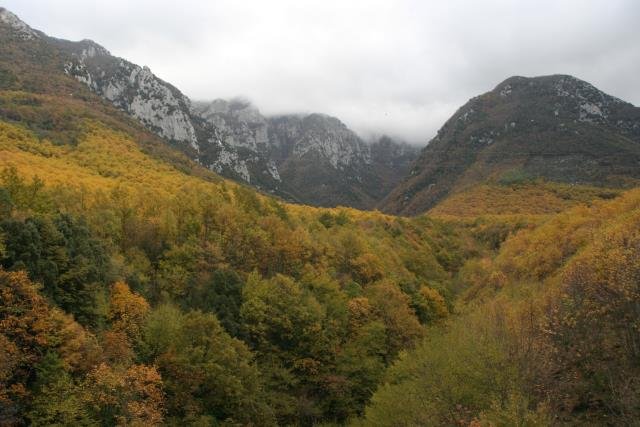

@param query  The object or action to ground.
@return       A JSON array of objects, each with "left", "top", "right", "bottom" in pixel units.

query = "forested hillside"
[
  {"left": 362, "top": 186, "right": 640, "bottom": 426},
  {"left": 1, "top": 6, "right": 639, "bottom": 427},
  {"left": 2, "top": 88, "right": 639, "bottom": 425},
  {"left": 0, "top": 91, "right": 469, "bottom": 425}
]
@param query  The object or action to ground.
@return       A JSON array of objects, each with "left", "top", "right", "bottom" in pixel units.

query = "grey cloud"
[{"left": 4, "top": 0, "right": 639, "bottom": 144}]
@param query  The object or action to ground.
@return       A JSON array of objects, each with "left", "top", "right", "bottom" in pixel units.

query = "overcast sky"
[{"left": 4, "top": 0, "right": 640, "bottom": 144}]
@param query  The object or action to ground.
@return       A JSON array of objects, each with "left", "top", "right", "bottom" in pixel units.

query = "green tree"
[
  {"left": 365, "top": 280, "right": 424, "bottom": 359},
  {"left": 0, "top": 214, "right": 109, "bottom": 327},
  {"left": 361, "top": 305, "right": 520, "bottom": 426},
  {"left": 142, "top": 305, "right": 273, "bottom": 425},
  {"left": 240, "top": 273, "right": 333, "bottom": 424},
  {"left": 0, "top": 166, "right": 51, "bottom": 214},
  {"left": 26, "top": 352, "right": 92, "bottom": 426},
  {"left": 185, "top": 268, "right": 244, "bottom": 337}
]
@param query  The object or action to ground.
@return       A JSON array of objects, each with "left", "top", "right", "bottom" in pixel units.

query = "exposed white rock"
[
  {"left": 212, "top": 148, "right": 251, "bottom": 182},
  {"left": 103, "top": 81, "right": 126, "bottom": 102},
  {"left": 79, "top": 42, "right": 110, "bottom": 59},
  {"left": 499, "top": 84, "right": 512, "bottom": 97},
  {"left": 287, "top": 114, "right": 371, "bottom": 169},
  {"left": 57, "top": 32, "right": 413, "bottom": 194},
  {"left": 554, "top": 80, "right": 571, "bottom": 98},
  {"left": 62, "top": 44, "right": 277, "bottom": 184},
  {"left": 196, "top": 102, "right": 373, "bottom": 173},
  {"left": 0, "top": 8, "right": 39, "bottom": 40},
  {"left": 553, "top": 75, "right": 626, "bottom": 124},
  {"left": 267, "top": 160, "right": 281, "bottom": 182},
  {"left": 66, "top": 51, "right": 199, "bottom": 149},
  {"left": 578, "top": 102, "right": 604, "bottom": 122},
  {"left": 470, "top": 135, "right": 494, "bottom": 145},
  {"left": 14, "top": 11, "right": 417, "bottom": 202},
  {"left": 459, "top": 108, "right": 475, "bottom": 123},
  {"left": 130, "top": 94, "right": 199, "bottom": 149},
  {"left": 194, "top": 99, "right": 270, "bottom": 152}
]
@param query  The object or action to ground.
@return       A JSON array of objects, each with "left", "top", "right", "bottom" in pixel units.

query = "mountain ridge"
[
  {"left": 381, "top": 73, "right": 640, "bottom": 215},
  {"left": 2, "top": 6, "right": 640, "bottom": 426},
  {"left": 0, "top": 8, "right": 417, "bottom": 209},
  {"left": 192, "top": 97, "right": 419, "bottom": 207}
]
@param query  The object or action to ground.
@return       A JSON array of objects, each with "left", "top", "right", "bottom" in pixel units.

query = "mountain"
[
  {"left": 265, "top": 114, "right": 419, "bottom": 207},
  {"left": 194, "top": 98, "right": 418, "bottom": 208},
  {"left": 51, "top": 34, "right": 280, "bottom": 188},
  {"left": 0, "top": 9, "right": 460, "bottom": 425},
  {"left": 3, "top": 7, "right": 640, "bottom": 427},
  {"left": 382, "top": 74, "right": 640, "bottom": 215},
  {"left": 0, "top": 8, "right": 416, "bottom": 208}
]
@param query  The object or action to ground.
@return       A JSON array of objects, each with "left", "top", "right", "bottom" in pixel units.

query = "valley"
[{"left": 1, "top": 6, "right": 639, "bottom": 426}]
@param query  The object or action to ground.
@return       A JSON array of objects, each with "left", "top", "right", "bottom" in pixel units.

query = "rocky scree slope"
[{"left": 382, "top": 74, "right": 640, "bottom": 215}]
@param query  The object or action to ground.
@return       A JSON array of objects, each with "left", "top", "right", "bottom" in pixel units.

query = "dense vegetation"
[
  {"left": 362, "top": 187, "right": 640, "bottom": 426},
  {"left": 0, "top": 115, "right": 468, "bottom": 425},
  {"left": 382, "top": 75, "right": 640, "bottom": 215},
  {"left": 2, "top": 96, "right": 639, "bottom": 425},
  {"left": 1, "top": 19, "right": 639, "bottom": 426}
]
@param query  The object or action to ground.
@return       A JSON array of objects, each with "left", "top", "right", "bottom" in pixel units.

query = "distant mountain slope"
[
  {"left": 194, "top": 98, "right": 418, "bottom": 208},
  {"left": 267, "top": 114, "right": 418, "bottom": 207},
  {"left": 0, "top": 8, "right": 417, "bottom": 209},
  {"left": 381, "top": 75, "right": 640, "bottom": 215}
]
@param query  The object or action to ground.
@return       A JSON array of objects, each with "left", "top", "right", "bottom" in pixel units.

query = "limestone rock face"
[
  {"left": 62, "top": 40, "right": 198, "bottom": 148},
  {"left": 269, "top": 113, "right": 371, "bottom": 168},
  {"left": 194, "top": 99, "right": 270, "bottom": 153},
  {"left": 0, "top": 8, "right": 39, "bottom": 40},
  {"left": 193, "top": 101, "right": 418, "bottom": 208},
  {"left": 55, "top": 37, "right": 263, "bottom": 184},
  {"left": 58, "top": 39, "right": 417, "bottom": 206}
]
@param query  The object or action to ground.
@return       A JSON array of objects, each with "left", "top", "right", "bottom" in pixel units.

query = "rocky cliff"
[{"left": 194, "top": 100, "right": 418, "bottom": 208}]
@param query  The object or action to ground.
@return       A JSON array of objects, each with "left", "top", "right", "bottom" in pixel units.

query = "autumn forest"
[{"left": 1, "top": 5, "right": 640, "bottom": 427}]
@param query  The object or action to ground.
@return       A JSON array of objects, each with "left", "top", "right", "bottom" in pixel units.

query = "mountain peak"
[
  {"left": 497, "top": 74, "right": 586, "bottom": 87},
  {"left": 381, "top": 74, "right": 640, "bottom": 215},
  {"left": 492, "top": 74, "right": 624, "bottom": 106},
  {"left": 76, "top": 39, "right": 111, "bottom": 57},
  {"left": 0, "top": 7, "right": 39, "bottom": 40}
]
